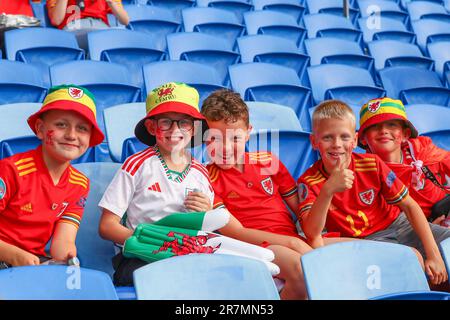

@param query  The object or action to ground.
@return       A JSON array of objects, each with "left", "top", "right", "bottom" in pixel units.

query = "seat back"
[
  {"left": 147, "top": 0, "right": 195, "bottom": 19},
  {"left": 0, "top": 266, "right": 118, "bottom": 300},
  {"left": 196, "top": 0, "right": 254, "bottom": 23},
  {"left": 103, "top": 103, "right": 146, "bottom": 163},
  {"left": 253, "top": 0, "right": 306, "bottom": 23},
  {"left": 303, "top": 13, "right": 357, "bottom": 39},
  {"left": 301, "top": 241, "right": 431, "bottom": 300},
  {"left": 73, "top": 162, "right": 122, "bottom": 276},
  {"left": 427, "top": 41, "right": 450, "bottom": 77},
  {"left": 411, "top": 19, "right": 450, "bottom": 52},
  {"left": 358, "top": 16, "right": 413, "bottom": 43},
  {"left": 133, "top": 254, "right": 280, "bottom": 300},
  {"left": 247, "top": 101, "right": 303, "bottom": 131},
  {"left": 305, "top": 37, "right": 365, "bottom": 66},
  {"left": 407, "top": 1, "right": 448, "bottom": 20},
  {"left": 439, "top": 238, "right": 450, "bottom": 280},
  {"left": 368, "top": 40, "right": 430, "bottom": 70}
]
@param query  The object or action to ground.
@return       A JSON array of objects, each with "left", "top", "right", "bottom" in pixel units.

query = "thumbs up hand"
[{"left": 324, "top": 155, "right": 355, "bottom": 195}]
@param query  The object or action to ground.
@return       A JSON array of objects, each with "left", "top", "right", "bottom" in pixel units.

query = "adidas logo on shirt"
[
  {"left": 148, "top": 182, "right": 161, "bottom": 192},
  {"left": 21, "top": 203, "right": 33, "bottom": 213}
]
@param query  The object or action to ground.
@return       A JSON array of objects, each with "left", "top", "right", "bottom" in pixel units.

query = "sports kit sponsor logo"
[
  {"left": 386, "top": 170, "right": 396, "bottom": 188},
  {"left": 298, "top": 183, "right": 308, "bottom": 203},
  {"left": 149, "top": 182, "right": 162, "bottom": 192},
  {"left": 0, "top": 178, "right": 6, "bottom": 200}
]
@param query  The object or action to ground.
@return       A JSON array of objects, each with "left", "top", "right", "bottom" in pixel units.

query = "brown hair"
[
  {"left": 312, "top": 99, "right": 356, "bottom": 133},
  {"left": 201, "top": 89, "right": 249, "bottom": 126}
]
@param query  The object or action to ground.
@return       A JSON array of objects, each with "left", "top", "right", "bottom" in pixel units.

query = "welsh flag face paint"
[{"left": 123, "top": 209, "right": 280, "bottom": 276}]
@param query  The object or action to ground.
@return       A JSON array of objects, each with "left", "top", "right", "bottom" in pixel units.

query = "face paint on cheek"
[{"left": 45, "top": 130, "right": 55, "bottom": 146}]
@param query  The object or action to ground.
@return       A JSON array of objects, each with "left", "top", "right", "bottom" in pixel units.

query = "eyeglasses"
[{"left": 153, "top": 117, "right": 195, "bottom": 132}]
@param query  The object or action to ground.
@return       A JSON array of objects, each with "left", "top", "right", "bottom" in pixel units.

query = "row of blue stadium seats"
[{"left": 1, "top": 101, "right": 449, "bottom": 178}]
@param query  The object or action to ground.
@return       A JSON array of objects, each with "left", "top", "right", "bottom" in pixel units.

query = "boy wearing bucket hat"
[
  {"left": 98, "top": 82, "right": 216, "bottom": 285},
  {"left": 298, "top": 100, "right": 448, "bottom": 285},
  {"left": 358, "top": 97, "right": 450, "bottom": 225},
  {"left": 0, "top": 84, "right": 104, "bottom": 269}
]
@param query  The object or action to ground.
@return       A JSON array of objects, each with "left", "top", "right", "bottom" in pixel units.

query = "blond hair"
[{"left": 312, "top": 100, "right": 356, "bottom": 133}]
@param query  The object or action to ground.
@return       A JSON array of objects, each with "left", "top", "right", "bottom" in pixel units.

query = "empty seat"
[
  {"left": 303, "top": 13, "right": 363, "bottom": 44},
  {"left": 237, "top": 35, "right": 309, "bottom": 80},
  {"left": 367, "top": 40, "right": 434, "bottom": 70},
  {"left": 243, "top": 10, "right": 306, "bottom": 47},
  {"left": 379, "top": 66, "right": 450, "bottom": 105},
  {"left": 253, "top": 0, "right": 306, "bottom": 23},
  {"left": 182, "top": 7, "right": 245, "bottom": 46},
  {"left": 407, "top": 0, "right": 449, "bottom": 20},
  {"left": 0, "top": 60, "right": 47, "bottom": 104},
  {"left": 247, "top": 101, "right": 303, "bottom": 131},
  {"left": 440, "top": 238, "right": 450, "bottom": 279},
  {"left": 124, "top": 4, "right": 181, "bottom": 51},
  {"left": 88, "top": 29, "right": 165, "bottom": 89},
  {"left": 411, "top": 19, "right": 450, "bottom": 53},
  {"left": 147, "top": 0, "right": 194, "bottom": 19},
  {"left": 358, "top": 16, "right": 415, "bottom": 43},
  {"left": 306, "top": 0, "right": 360, "bottom": 24},
  {"left": 103, "top": 103, "right": 146, "bottom": 163},
  {"left": 167, "top": 32, "right": 240, "bottom": 85},
  {"left": 142, "top": 61, "right": 226, "bottom": 105},
  {"left": 229, "top": 62, "right": 312, "bottom": 129},
  {"left": 247, "top": 130, "right": 317, "bottom": 180},
  {"left": 0, "top": 266, "right": 118, "bottom": 300},
  {"left": 427, "top": 41, "right": 450, "bottom": 78},
  {"left": 358, "top": 0, "right": 409, "bottom": 25},
  {"left": 301, "top": 240, "right": 450, "bottom": 300},
  {"left": 307, "top": 64, "right": 385, "bottom": 109},
  {"left": 304, "top": 38, "right": 374, "bottom": 76},
  {"left": 133, "top": 254, "right": 280, "bottom": 300},
  {"left": 196, "top": 0, "right": 253, "bottom": 23}
]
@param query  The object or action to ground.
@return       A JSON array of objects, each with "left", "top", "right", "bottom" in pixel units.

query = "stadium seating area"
[{"left": 0, "top": 0, "right": 450, "bottom": 300}]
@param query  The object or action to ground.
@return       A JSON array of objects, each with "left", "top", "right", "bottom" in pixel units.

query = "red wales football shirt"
[
  {"left": 297, "top": 153, "right": 408, "bottom": 238},
  {"left": 207, "top": 152, "right": 299, "bottom": 237},
  {"left": 387, "top": 137, "right": 450, "bottom": 218},
  {"left": 0, "top": 146, "right": 89, "bottom": 256}
]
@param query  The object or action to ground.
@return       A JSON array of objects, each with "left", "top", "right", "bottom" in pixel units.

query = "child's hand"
[
  {"left": 10, "top": 249, "right": 40, "bottom": 267},
  {"left": 425, "top": 256, "right": 448, "bottom": 285},
  {"left": 184, "top": 192, "right": 212, "bottom": 212},
  {"left": 431, "top": 215, "right": 446, "bottom": 226},
  {"left": 50, "top": 241, "right": 77, "bottom": 263},
  {"left": 324, "top": 156, "right": 354, "bottom": 195}
]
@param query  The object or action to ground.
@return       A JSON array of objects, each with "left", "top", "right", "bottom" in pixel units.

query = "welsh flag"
[{"left": 123, "top": 209, "right": 280, "bottom": 276}]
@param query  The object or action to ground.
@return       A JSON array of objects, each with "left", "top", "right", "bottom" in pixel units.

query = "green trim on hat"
[{"left": 48, "top": 84, "right": 97, "bottom": 104}]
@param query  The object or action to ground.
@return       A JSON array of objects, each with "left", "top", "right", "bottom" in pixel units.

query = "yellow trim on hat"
[
  {"left": 360, "top": 105, "right": 407, "bottom": 125},
  {"left": 146, "top": 82, "right": 200, "bottom": 114},
  {"left": 43, "top": 87, "right": 97, "bottom": 119}
]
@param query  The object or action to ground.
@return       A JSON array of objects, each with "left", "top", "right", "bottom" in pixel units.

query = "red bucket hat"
[{"left": 27, "top": 84, "right": 105, "bottom": 147}]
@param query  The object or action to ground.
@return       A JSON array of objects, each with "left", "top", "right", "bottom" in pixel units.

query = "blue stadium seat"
[
  {"left": 253, "top": 0, "right": 306, "bottom": 23},
  {"left": 167, "top": 32, "right": 240, "bottom": 86},
  {"left": 246, "top": 101, "right": 303, "bottom": 131},
  {"left": 237, "top": 35, "right": 310, "bottom": 81},
  {"left": 303, "top": 13, "right": 363, "bottom": 44},
  {"left": 0, "top": 60, "right": 47, "bottom": 104},
  {"left": 378, "top": 66, "right": 450, "bottom": 105},
  {"left": 440, "top": 238, "right": 450, "bottom": 281},
  {"left": 247, "top": 130, "right": 316, "bottom": 180},
  {"left": 142, "top": 60, "right": 226, "bottom": 105},
  {"left": 301, "top": 241, "right": 450, "bottom": 300},
  {"left": 358, "top": 0, "right": 410, "bottom": 26},
  {"left": 72, "top": 162, "right": 122, "bottom": 277},
  {"left": 304, "top": 38, "right": 375, "bottom": 77},
  {"left": 411, "top": 19, "right": 450, "bottom": 53},
  {"left": 133, "top": 254, "right": 280, "bottom": 300},
  {"left": 0, "top": 265, "right": 118, "bottom": 300},
  {"left": 407, "top": 1, "right": 449, "bottom": 20},
  {"left": 306, "top": 0, "right": 360, "bottom": 24},
  {"left": 229, "top": 63, "right": 312, "bottom": 129},
  {"left": 196, "top": 0, "right": 253, "bottom": 23},
  {"left": 103, "top": 103, "right": 146, "bottom": 163},
  {"left": 243, "top": 10, "right": 306, "bottom": 47},
  {"left": 406, "top": 104, "right": 450, "bottom": 149},
  {"left": 30, "top": 1, "right": 52, "bottom": 27},
  {"left": 358, "top": 16, "right": 415, "bottom": 43},
  {"left": 87, "top": 29, "right": 165, "bottom": 89},
  {"left": 147, "top": 0, "right": 195, "bottom": 19},
  {"left": 427, "top": 41, "right": 450, "bottom": 79},
  {"left": 124, "top": 4, "right": 181, "bottom": 51},
  {"left": 367, "top": 40, "right": 434, "bottom": 70},
  {"left": 182, "top": 7, "right": 245, "bottom": 46},
  {"left": 307, "top": 64, "right": 385, "bottom": 111}
]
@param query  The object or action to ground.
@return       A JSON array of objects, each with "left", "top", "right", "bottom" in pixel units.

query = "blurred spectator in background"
[{"left": 0, "top": 0, "right": 34, "bottom": 17}]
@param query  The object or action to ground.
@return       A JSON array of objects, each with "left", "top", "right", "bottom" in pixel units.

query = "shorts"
[
  {"left": 365, "top": 212, "right": 450, "bottom": 258},
  {"left": 112, "top": 252, "right": 148, "bottom": 287}
]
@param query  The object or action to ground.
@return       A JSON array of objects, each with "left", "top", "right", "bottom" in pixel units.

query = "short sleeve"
[
  {"left": 378, "top": 156, "right": 409, "bottom": 205},
  {"left": 58, "top": 181, "right": 90, "bottom": 229},
  {"left": 98, "top": 165, "right": 137, "bottom": 218},
  {"left": 296, "top": 176, "right": 318, "bottom": 221},
  {"left": 271, "top": 154, "right": 298, "bottom": 200}
]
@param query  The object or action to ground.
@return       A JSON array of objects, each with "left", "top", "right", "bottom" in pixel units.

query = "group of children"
[{"left": 0, "top": 81, "right": 448, "bottom": 299}]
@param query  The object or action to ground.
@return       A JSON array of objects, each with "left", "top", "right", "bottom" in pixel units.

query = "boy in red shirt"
[
  {"left": 358, "top": 97, "right": 449, "bottom": 225},
  {"left": 298, "top": 99, "right": 449, "bottom": 285},
  {"left": 0, "top": 84, "right": 104, "bottom": 269},
  {"left": 201, "top": 89, "right": 350, "bottom": 299}
]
